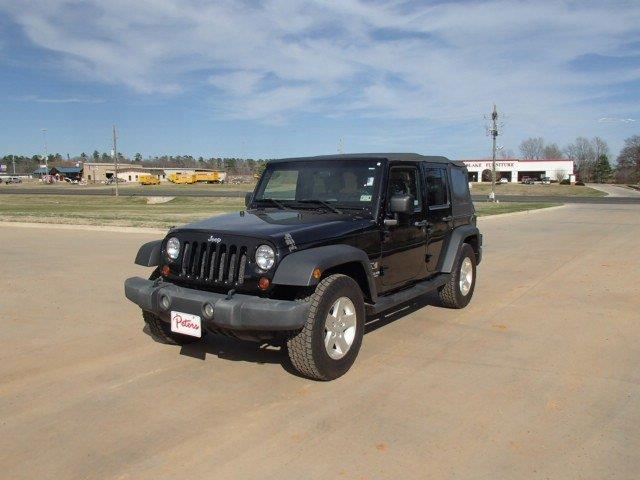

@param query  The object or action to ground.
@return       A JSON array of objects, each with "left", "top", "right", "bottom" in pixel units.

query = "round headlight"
[
  {"left": 255, "top": 245, "right": 275, "bottom": 270},
  {"left": 166, "top": 237, "right": 181, "bottom": 260}
]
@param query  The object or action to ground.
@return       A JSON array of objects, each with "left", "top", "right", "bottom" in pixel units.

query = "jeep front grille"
[{"left": 178, "top": 241, "right": 248, "bottom": 285}]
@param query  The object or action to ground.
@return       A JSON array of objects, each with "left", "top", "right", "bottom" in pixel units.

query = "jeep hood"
[{"left": 176, "top": 209, "right": 375, "bottom": 247}]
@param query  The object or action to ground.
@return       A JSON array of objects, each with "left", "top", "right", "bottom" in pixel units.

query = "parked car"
[
  {"left": 125, "top": 154, "right": 483, "bottom": 380},
  {"left": 540, "top": 177, "right": 551, "bottom": 184},
  {"left": 523, "top": 178, "right": 535, "bottom": 185},
  {"left": 5, "top": 177, "right": 22, "bottom": 184},
  {"left": 499, "top": 177, "right": 509, "bottom": 184}
]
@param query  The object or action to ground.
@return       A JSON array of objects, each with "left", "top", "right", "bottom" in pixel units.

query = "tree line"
[
  {"left": 3, "top": 135, "right": 640, "bottom": 183},
  {"left": 0, "top": 151, "right": 268, "bottom": 176},
  {"left": 515, "top": 135, "right": 640, "bottom": 183}
]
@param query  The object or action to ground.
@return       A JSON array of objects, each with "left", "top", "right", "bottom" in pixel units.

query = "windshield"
[{"left": 253, "top": 159, "right": 383, "bottom": 214}]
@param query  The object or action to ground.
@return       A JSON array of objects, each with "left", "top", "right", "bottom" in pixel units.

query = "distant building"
[
  {"left": 49, "top": 166, "right": 82, "bottom": 181},
  {"left": 33, "top": 166, "right": 51, "bottom": 177},
  {"left": 460, "top": 159, "right": 575, "bottom": 182},
  {"left": 81, "top": 162, "right": 221, "bottom": 183}
]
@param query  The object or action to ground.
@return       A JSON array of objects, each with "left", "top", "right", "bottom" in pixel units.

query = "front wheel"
[
  {"left": 438, "top": 243, "right": 477, "bottom": 309},
  {"left": 287, "top": 274, "right": 365, "bottom": 381}
]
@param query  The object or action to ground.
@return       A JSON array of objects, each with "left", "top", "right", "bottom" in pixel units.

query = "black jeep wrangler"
[{"left": 125, "top": 153, "right": 482, "bottom": 380}]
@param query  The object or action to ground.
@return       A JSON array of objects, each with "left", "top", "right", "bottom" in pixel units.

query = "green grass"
[
  {"left": 470, "top": 183, "right": 605, "bottom": 197},
  {"left": 474, "top": 202, "right": 560, "bottom": 216},
  {"left": 0, "top": 195, "right": 560, "bottom": 228},
  {"left": 0, "top": 195, "right": 244, "bottom": 228}
]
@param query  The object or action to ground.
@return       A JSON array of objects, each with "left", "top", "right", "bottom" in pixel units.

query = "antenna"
[
  {"left": 484, "top": 104, "right": 503, "bottom": 202},
  {"left": 338, "top": 137, "right": 344, "bottom": 154},
  {"left": 112, "top": 124, "right": 119, "bottom": 197}
]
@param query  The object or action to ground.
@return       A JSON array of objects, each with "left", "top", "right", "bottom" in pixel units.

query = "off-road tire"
[
  {"left": 142, "top": 310, "right": 201, "bottom": 346},
  {"left": 439, "top": 243, "right": 477, "bottom": 309},
  {"left": 287, "top": 274, "right": 365, "bottom": 381}
]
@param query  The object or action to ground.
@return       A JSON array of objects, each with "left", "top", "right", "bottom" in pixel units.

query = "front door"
[
  {"left": 381, "top": 165, "right": 427, "bottom": 288},
  {"left": 424, "top": 165, "right": 452, "bottom": 272}
]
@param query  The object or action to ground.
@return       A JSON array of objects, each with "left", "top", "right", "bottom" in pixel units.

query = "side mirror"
[
  {"left": 389, "top": 194, "right": 414, "bottom": 215},
  {"left": 245, "top": 192, "right": 253, "bottom": 208}
]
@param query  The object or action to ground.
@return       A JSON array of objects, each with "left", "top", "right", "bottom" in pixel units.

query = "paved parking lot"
[{"left": 1, "top": 204, "right": 639, "bottom": 479}]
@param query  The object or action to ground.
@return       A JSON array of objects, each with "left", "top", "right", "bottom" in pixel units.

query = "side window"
[
  {"left": 388, "top": 167, "right": 422, "bottom": 212},
  {"left": 450, "top": 167, "right": 471, "bottom": 204},
  {"left": 425, "top": 168, "right": 449, "bottom": 207}
]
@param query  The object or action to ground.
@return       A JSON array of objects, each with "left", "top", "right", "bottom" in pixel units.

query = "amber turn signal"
[
  {"left": 312, "top": 268, "right": 322, "bottom": 280},
  {"left": 161, "top": 265, "right": 170, "bottom": 276},
  {"left": 258, "top": 277, "right": 271, "bottom": 290}
]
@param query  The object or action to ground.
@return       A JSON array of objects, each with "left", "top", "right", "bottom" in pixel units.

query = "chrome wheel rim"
[
  {"left": 324, "top": 297, "right": 357, "bottom": 360},
  {"left": 459, "top": 257, "right": 473, "bottom": 296}
]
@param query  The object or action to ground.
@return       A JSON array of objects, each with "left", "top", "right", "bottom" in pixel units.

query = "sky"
[{"left": 1, "top": 0, "right": 639, "bottom": 160}]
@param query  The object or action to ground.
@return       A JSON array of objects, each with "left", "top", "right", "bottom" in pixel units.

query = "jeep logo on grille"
[{"left": 207, "top": 236, "right": 222, "bottom": 243}]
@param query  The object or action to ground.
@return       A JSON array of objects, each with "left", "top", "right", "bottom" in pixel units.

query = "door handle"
[
  {"left": 414, "top": 220, "right": 428, "bottom": 228},
  {"left": 442, "top": 215, "right": 453, "bottom": 222}
]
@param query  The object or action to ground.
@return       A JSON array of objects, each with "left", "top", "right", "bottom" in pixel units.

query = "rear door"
[
  {"left": 423, "top": 164, "right": 452, "bottom": 272},
  {"left": 381, "top": 164, "right": 427, "bottom": 288}
]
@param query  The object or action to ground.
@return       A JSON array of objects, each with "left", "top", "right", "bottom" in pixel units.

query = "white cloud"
[
  {"left": 12, "top": 94, "right": 104, "bottom": 104},
  {"left": 2, "top": 0, "right": 640, "bottom": 145}
]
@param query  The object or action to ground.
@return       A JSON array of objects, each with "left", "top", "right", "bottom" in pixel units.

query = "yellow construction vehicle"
[
  {"left": 194, "top": 171, "right": 225, "bottom": 183},
  {"left": 168, "top": 173, "right": 196, "bottom": 184},
  {"left": 139, "top": 175, "right": 160, "bottom": 185}
]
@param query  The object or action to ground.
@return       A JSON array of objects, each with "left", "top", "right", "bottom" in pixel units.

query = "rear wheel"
[
  {"left": 287, "top": 274, "right": 365, "bottom": 381},
  {"left": 142, "top": 310, "right": 201, "bottom": 345},
  {"left": 439, "top": 243, "right": 477, "bottom": 309}
]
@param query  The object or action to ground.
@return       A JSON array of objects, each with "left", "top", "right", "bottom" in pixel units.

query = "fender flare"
[
  {"left": 439, "top": 224, "right": 480, "bottom": 273},
  {"left": 272, "top": 244, "right": 377, "bottom": 301},
  {"left": 134, "top": 240, "right": 162, "bottom": 267}
]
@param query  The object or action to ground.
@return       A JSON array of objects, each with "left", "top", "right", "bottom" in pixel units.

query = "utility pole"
[
  {"left": 41, "top": 128, "right": 48, "bottom": 177},
  {"left": 338, "top": 137, "right": 344, "bottom": 154},
  {"left": 488, "top": 105, "right": 499, "bottom": 202},
  {"left": 112, "top": 124, "right": 119, "bottom": 197}
]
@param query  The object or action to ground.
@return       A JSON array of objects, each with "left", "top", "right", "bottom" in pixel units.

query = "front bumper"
[{"left": 124, "top": 277, "right": 308, "bottom": 331}]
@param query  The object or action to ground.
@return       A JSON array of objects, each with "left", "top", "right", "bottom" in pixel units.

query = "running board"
[{"left": 366, "top": 274, "right": 451, "bottom": 316}]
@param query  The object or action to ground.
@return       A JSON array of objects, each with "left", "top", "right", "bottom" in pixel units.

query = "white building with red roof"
[{"left": 460, "top": 158, "right": 575, "bottom": 183}]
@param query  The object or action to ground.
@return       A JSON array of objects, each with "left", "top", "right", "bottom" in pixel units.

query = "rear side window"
[
  {"left": 450, "top": 167, "right": 471, "bottom": 204},
  {"left": 425, "top": 168, "right": 448, "bottom": 207}
]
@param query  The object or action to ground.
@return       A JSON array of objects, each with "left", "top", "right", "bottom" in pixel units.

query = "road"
[
  {"left": 1, "top": 204, "right": 639, "bottom": 479},
  {"left": 587, "top": 183, "right": 640, "bottom": 197},
  {"left": 2, "top": 185, "right": 640, "bottom": 203}
]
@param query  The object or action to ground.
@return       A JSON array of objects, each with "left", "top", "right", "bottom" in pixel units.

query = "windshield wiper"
[
  {"left": 256, "top": 198, "right": 289, "bottom": 210},
  {"left": 298, "top": 199, "right": 342, "bottom": 214}
]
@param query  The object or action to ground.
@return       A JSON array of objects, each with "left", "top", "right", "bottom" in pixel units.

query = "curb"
[
  {"left": 478, "top": 204, "right": 566, "bottom": 222},
  {"left": 0, "top": 221, "right": 166, "bottom": 234}
]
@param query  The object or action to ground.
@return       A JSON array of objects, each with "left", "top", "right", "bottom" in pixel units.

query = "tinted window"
[
  {"left": 451, "top": 167, "right": 471, "bottom": 203},
  {"left": 388, "top": 167, "right": 422, "bottom": 212},
  {"left": 425, "top": 168, "right": 448, "bottom": 206},
  {"left": 262, "top": 170, "right": 298, "bottom": 199}
]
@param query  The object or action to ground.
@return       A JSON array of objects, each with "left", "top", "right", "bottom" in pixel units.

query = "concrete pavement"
[
  {"left": 1, "top": 204, "right": 639, "bottom": 479},
  {"left": 587, "top": 183, "right": 640, "bottom": 197}
]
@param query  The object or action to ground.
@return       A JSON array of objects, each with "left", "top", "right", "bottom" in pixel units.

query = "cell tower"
[{"left": 485, "top": 104, "right": 503, "bottom": 202}]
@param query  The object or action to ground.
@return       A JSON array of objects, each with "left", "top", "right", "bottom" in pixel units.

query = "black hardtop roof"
[{"left": 268, "top": 153, "right": 463, "bottom": 166}]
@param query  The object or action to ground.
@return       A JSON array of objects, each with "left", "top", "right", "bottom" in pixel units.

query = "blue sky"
[{"left": 1, "top": 0, "right": 639, "bottom": 160}]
